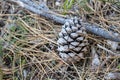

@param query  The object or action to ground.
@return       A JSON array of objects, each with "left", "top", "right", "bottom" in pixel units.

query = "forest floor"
[{"left": 0, "top": 0, "right": 120, "bottom": 80}]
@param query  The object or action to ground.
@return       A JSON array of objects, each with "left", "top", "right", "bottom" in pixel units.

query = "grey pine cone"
[{"left": 57, "top": 18, "right": 89, "bottom": 63}]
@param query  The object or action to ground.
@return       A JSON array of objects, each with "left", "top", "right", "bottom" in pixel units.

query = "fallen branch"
[
  {"left": 8, "top": 0, "right": 120, "bottom": 42},
  {"left": 9, "top": 0, "right": 69, "bottom": 24},
  {"left": 82, "top": 23, "right": 120, "bottom": 42}
]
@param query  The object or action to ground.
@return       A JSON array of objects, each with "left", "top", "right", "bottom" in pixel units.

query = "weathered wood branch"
[
  {"left": 9, "top": 0, "right": 69, "bottom": 24},
  {"left": 8, "top": 0, "right": 120, "bottom": 42},
  {"left": 82, "top": 23, "right": 120, "bottom": 42}
]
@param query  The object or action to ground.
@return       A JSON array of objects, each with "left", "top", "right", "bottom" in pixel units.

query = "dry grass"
[{"left": 0, "top": 0, "right": 120, "bottom": 80}]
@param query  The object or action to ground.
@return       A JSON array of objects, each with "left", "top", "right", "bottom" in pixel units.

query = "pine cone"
[{"left": 57, "top": 18, "right": 89, "bottom": 63}]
